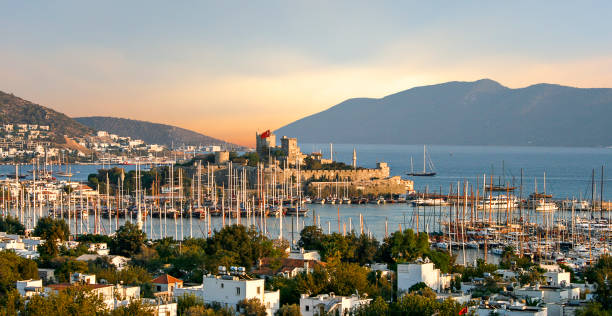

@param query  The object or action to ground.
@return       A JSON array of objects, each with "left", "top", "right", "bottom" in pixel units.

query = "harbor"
[{"left": 0, "top": 140, "right": 610, "bottom": 270}]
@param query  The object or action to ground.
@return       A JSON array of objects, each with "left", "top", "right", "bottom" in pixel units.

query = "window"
[
  {"left": 236, "top": 287, "right": 241, "bottom": 295},
  {"left": 156, "top": 285, "right": 161, "bottom": 292},
  {"left": 257, "top": 287, "right": 261, "bottom": 294},
  {"left": 221, "top": 283, "right": 224, "bottom": 288},
  {"left": 305, "top": 306, "right": 309, "bottom": 311}
]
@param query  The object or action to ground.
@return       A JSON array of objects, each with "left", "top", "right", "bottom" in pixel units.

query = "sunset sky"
[{"left": 1, "top": 1, "right": 611, "bottom": 146}]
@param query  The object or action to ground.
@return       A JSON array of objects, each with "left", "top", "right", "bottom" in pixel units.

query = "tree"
[
  {"left": 0, "top": 251, "right": 38, "bottom": 298},
  {"left": 576, "top": 302, "right": 612, "bottom": 316},
  {"left": 327, "top": 262, "right": 372, "bottom": 296},
  {"left": 392, "top": 292, "right": 467, "bottom": 316},
  {"left": 354, "top": 296, "right": 389, "bottom": 316},
  {"left": 33, "top": 217, "right": 70, "bottom": 241},
  {"left": 274, "top": 304, "right": 301, "bottom": 316},
  {"left": 38, "top": 239, "right": 61, "bottom": 262},
  {"left": 177, "top": 294, "right": 205, "bottom": 315},
  {"left": 52, "top": 257, "right": 88, "bottom": 283},
  {"left": 110, "top": 222, "right": 146, "bottom": 257},
  {"left": 110, "top": 300, "right": 155, "bottom": 316},
  {"left": 354, "top": 234, "right": 379, "bottom": 265},
  {"left": 0, "top": 289, "right": 24, "bottom": 315},
  {"left": 408, "top": 282, "right": 429, "bottom": 293},
  {"left": 23, "top": 285, "right": 108, "bottom": 315},
  {"left": 206, "top": 225, "right": 282, "bottom": 270},
  {"left": 584, "top": 255, "right": 612, "bottom": 310},
  {"left": 0, "top": 215, "right": 25, "bottom": 235},
  {"left": 298, "top": 226, "right": 325, "bottom": 251},
  {"left": 239, "top": 298, "right": 267, "bottom": 316},
  {"left": 183, "top": 305, "right": 234, "bottom": 316}
]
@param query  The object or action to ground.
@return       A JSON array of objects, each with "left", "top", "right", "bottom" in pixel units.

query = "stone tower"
[{"left": 352, "top": 147, "right": 357, "bottom": 169}]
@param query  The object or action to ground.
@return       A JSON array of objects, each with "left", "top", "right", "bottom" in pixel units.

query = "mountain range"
[
  {"left": 75, "top": 116, "right": 240, "bottom": 149},
  {"left": 275, "top": 79, "right": 612, "bottom": 147},
  {"left": 0, "top": 91, "right": 93, "bottom": 144},
  {"left": 0, "top": 90, "right": 238, "bottom": 149}
]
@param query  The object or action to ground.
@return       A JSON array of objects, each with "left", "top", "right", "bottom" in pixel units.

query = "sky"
[{"left": 1, "top": 1, "right": 611, "bottom": 147}]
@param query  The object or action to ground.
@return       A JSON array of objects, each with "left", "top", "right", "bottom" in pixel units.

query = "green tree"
[
  {"left": 0, "top": 215, "right": 25, "bottom": 235},
  {"left": 0, "top": 251, "right": 38, "bottom": 298},
  {"left": 576, "top": 302, "right": 612, "bottom": 316},
  {"left": 52, "top": 257, "right": 88, "bottom": 283},
  {"left": 38, "top": 239, "right": 61, "bottom": 262},
  {"left": 0, "top": 289, "right": 24, "bottom": 315},
  {"left": 177, "top": 294, "right": 205, "bottom": 315},
  {"left": 584, "top": 255, "right": 612, "bottom": 310},
  {"left": 392, "top": 292, "right": 467, "bottom": 316},
  {"left": 110, "top": 222, "right": 146, "bottom": 257},
  {"left": 298, "top": 226, "right": 325, "bottom": 251},
  {"left": 274, "top": 304, "right": 301, "bottom": 316},
  {"left": 23, "top": 285, "right": 107, "bottom": 315},
  {"left": 33, "top": 217, "right": 70, "bottom": 241},
  {"left": 354, "top": 296, "right": 389, "bottom": 316},
  {"left": 327, "top": 262, "right": 372, "bottom": 296},
  {"left": 109, "top": 299, "right": 155, "bottom": 316},
  {"left": 239, "top": 298, "right": 267, "bottom": 316},
  {"left": 183, "top": 305, "right": 234, "bottom": 316}
]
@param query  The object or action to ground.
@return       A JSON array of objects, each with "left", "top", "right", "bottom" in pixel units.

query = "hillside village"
[{"left": 1, "top": 220, "right": 609, "bottom": 316}]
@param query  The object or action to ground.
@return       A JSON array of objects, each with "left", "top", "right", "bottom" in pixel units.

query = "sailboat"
[{"left": 407, "top": 145, "right": 437, "bottom": 176}]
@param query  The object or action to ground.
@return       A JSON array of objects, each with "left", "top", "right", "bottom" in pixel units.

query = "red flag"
[
  {"left": 260, "top": 130, "right": 271, "bottom": 139},
  {"left": 459, "top": 307, "right": 468, "bottom": 315}
]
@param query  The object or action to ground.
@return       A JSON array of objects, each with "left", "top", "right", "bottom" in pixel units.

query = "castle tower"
[{"left": 352, "top": 147, "right": 357, "bottom": 169}]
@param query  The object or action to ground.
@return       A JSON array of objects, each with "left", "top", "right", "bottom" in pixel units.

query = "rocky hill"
[
  {"left": 275, "top": 79, "right": 612, "bottom": 147},
  {"left": 0, "top": 91, "right": 93, "bottom": 143}
]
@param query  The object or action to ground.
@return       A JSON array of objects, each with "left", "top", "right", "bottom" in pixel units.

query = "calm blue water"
[
  {"left": 304, "top": 144, "right": 612, "bottom": 200},
  {"left": 2, "top": 145, "right": 610, "bottom": 256}
]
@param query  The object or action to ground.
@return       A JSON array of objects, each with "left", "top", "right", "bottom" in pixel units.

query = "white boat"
[
  {"left": 412, "top": 198, "right": 448, "bottom": 206},
  {"left": 476, "top": 195, "right": 518, "bottom": 210},
  {"left": 534, "top": 199, "right": 558, "bottom": 212},
  {"left": 562, "top": 199, "right": 590, "bottom": 211}
]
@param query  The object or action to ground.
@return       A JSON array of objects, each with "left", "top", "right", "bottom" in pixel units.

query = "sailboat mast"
[{"left": 423, "top": 145, "right": 426, "bottom": 173}]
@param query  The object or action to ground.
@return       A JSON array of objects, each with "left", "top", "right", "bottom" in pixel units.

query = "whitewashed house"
[
  {"left": 397, "top": 258, "right": 452, "bottom": 293},
  {"left": 176, "top": 267, "right": 279, "bottom": 316},
  {"left": 16, "top": 279, "right": 43, "bottom": 297},
  {"left": 300, "top": 293, "right": 371, "bottom": 316}
]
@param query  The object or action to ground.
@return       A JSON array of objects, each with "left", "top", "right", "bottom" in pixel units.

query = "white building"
[
  {"left": 16, "top": 279, "right": 43, "bottom": 297},
  {"left": 205, "top": 145, "right": 222, "bottom": 152},
  {"left": 87, "top": 243, "right": 110, "bottom": 256},
  {"left": 288, "top": 248, "right": 321, "bottom": 261},
  {"left": 76, "top": 254, "right": 130, "bottom": 270},
  {"left": 300, "top": 293, "right": 371, "bottom": 316},
  {"left": 71, "top": 272, "right": 96, "bottom": 285},
  {"left": 176, "top": 271, "right": 279, "bottom": 316},
  {"left": 514, "top": 285, "right": 581, "bottom": 304},
  {"left": 397, "top": 258, "right": 452, "bottom": 293},
  {"left": 543, "top": 270, "right": 570, "bottom": 287}
]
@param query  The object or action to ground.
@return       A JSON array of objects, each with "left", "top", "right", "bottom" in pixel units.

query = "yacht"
[{"left": 476, "top": 195, "right": 518, "bottom": 210}]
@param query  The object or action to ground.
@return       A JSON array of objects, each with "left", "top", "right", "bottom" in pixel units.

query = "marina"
[{"left": 0, "top": 144, "right": 610, "bottom": 269}]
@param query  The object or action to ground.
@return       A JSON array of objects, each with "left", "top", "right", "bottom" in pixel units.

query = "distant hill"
[
  {"left": 0, "top": 91, "right": 93, "bottom": 144},
  {"left": 75, "top": 116, "right": 240, "bottom": 149},
  {"left": 276, "top": 79, "right": 612, "bottom": 147}
]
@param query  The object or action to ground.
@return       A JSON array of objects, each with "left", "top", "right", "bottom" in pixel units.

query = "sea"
[{"left": 2, "top": 144, "right": 611, "bottom": 264}]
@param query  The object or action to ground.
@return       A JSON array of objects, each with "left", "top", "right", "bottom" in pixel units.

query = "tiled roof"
[{"left": 152, "top": 274, "right": 183, "bottom": 284}]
